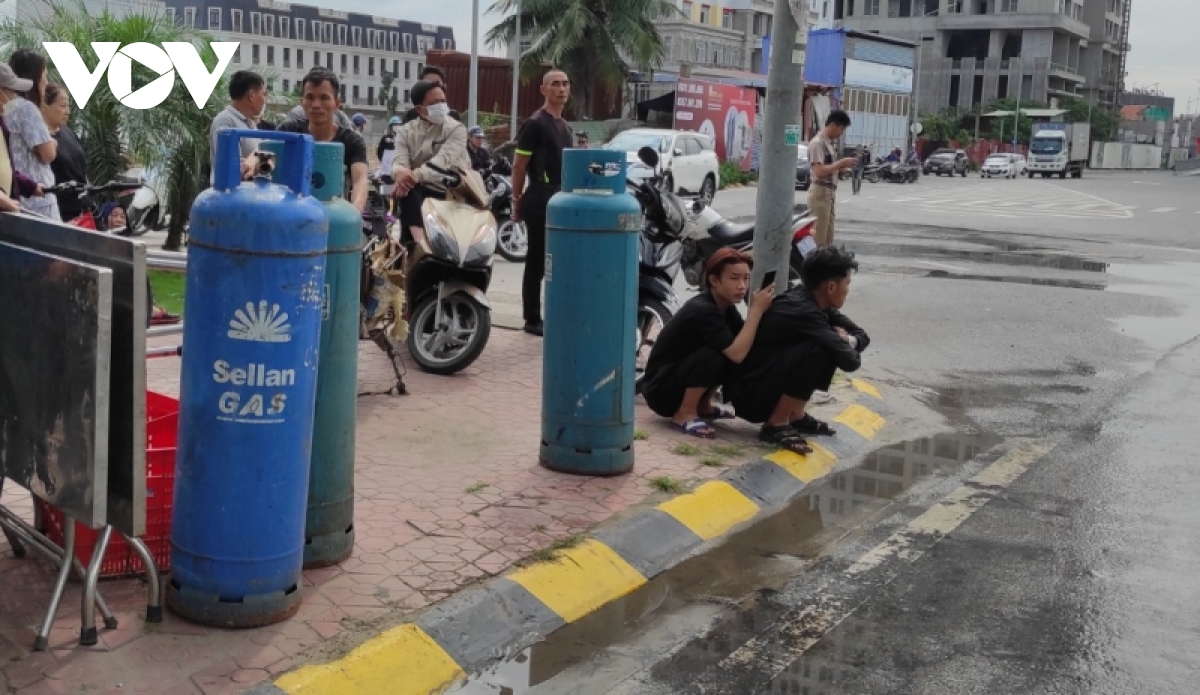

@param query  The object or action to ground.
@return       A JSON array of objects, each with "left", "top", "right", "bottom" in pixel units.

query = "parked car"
[
  {"left": 605, "top": 128, "right": 721, "bottom": 205},
  {"left": 795, "top": 143, "right": 811, "bottom": 190},
  {"left": 981, "top": 153, "right": 1027, "bottom": 179},
  {"left": 923, "top": 148, "right": 969, "bottom": 177}
]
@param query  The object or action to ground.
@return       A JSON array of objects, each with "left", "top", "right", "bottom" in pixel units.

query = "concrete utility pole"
[
  {"left": 510, "top": 0, "right": 522, "bottom": 138},
  {"left": 468, "top": 0, "right": 480, "bottom": 128},
  {"left": 751, "top": 0, "right": 805, "bottom": 292}
]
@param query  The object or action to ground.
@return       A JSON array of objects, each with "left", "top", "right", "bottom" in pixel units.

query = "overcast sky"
[{"left": 342, "top": 0, "right": 1199, "bottom": 114}]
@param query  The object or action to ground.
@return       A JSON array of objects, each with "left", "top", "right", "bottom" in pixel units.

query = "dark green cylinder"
[{"left": 263, "top": 140, "right": 362, "bottom": 567}]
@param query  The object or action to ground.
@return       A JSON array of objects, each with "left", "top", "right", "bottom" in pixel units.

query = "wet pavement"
[{"left": 448, "top": 183, "right": 1200, "bottom": 694}]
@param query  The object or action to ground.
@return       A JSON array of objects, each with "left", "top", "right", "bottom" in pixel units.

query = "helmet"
[
  {"left": 352, "top": 113, "right": 367, "bottom": 125},
  {"left": 388, "top": 115, "right": 401, "bottom": 125}
]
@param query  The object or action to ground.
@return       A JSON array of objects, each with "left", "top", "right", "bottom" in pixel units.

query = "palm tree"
[
  {"left": 485, "top": 0, "right": 681, "bottom": 118},
  {"left": 0, "top": 1, "right": 229, "bottom": 250}
]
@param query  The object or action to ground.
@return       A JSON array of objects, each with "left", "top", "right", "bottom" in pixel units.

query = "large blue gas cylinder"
[
  {"left": 540, "top": 149, "right": 643, "bottom": 476},
  {"left": 168, "top": 129, "right": 327, "bottom": 627}
]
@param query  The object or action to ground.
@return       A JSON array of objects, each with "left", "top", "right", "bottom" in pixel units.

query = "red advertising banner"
[{"left": 673, "top": 78, "right": 757, "bottom": 171}]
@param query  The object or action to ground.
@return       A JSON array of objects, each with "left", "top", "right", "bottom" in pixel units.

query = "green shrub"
[{"left": 719, "top": 161, "right": 751, "bottom": 188}]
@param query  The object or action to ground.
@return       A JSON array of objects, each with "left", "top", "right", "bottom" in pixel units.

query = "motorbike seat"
[{"left": 708, "top": 219, "right": 755, "bottom": 244}]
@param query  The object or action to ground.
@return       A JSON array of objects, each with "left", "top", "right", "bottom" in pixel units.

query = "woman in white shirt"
[{"left": 6, "top": 50, "right": 58, "bottom": 219}]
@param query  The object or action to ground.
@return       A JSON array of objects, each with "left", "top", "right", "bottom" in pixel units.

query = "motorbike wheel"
[
  {"left": 865, "top": 172, "right": 881, "bottom": 184},
  {"left": 406, "top": 292, "right": 491, "bottom": 376},
  {"left": 496, "top": 217, "right": 528, "bottom": 263},
  {"left": 788, "top": 250, "right": 805, "bottom": 289},
  {"left": 634, "top": 297, "right": 673, "bottom": 396}
]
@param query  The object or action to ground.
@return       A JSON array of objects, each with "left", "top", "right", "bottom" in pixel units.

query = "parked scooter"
[
  {"left": 402, "top": 163, "right": 498, "bottom": 375},
  {"left": 624, "top": 147, "right": 690, "bottom": 392},
  {"left": 484, "top": 157, "right": 527, "bottom": 263},
  {"left": 682, "top": 201, "right": 818, "bottom": 291}
]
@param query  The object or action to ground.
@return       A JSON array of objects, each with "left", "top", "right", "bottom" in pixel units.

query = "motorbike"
[
  {"left": 880, "top": 159, "right": 920, "bottom": 184},
  {"left": 45, "top": 179, "right": 142, "bottom": 232},
  {"left": 681, "top": 200, "right": 819, "bottom": 292},
  {"left": 623, "top": 147, "right": 690, "bottom": 393},
  {"left": 484, "top": 157, "right": 527, "bottom": 263},
  {"left": 124, "top": 169, "right": 168, "bottom": 236},
  {"left": 402, "top": 163, "right": 498, "bottom": 375}
]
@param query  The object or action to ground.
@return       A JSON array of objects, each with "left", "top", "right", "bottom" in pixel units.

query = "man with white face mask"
[{"left": 391, "top": 80, "right": 469, "bottom": 247}]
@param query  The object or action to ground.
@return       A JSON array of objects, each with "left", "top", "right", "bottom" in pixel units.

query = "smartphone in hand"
[{"left": 761, "top": 270, "right": 777, "bottom": 290}]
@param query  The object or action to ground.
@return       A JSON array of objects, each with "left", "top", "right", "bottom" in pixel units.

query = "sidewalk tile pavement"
[{"left": 0, "top": 327, "right": 850, "bottom": 693}]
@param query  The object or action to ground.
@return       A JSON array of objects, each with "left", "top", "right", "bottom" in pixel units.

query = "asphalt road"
[{"left": 454, "top": 169, "right": 1200, "bottom": 693}]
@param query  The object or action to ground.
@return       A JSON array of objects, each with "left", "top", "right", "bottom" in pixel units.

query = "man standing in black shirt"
[
  {"left": 512, "top": 69, "right": 573, "bottom": 336},
  {"left": 276, "top": 68, "right": 369, "bottom": 212}
]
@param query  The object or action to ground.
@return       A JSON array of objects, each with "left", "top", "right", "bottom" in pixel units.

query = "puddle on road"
[
  {"left": 844, "top": 241, "right": 1110, "bottom": 274},
  {"left": 923, "top": 270, "right": 1106, "bottom": 291},
  {"left": 448, "top": 431, "right": 1002, "bottom": 694}
]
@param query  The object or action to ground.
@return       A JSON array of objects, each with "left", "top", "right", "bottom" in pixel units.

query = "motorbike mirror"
[
  {"left": 691, "top": 200, "right": 704, "bottom": 213},
  {"left": 637, "top": 146, "right": 660, "bottom": 169}
]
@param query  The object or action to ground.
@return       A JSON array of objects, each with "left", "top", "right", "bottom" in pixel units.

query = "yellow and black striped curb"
[{"left": 250, "top": 378, "right": 889, "bottom": 695}]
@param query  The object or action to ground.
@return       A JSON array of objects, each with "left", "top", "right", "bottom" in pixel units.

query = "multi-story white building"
[{"left": 160, "top": 0, "right": 455, "bottom": 118}]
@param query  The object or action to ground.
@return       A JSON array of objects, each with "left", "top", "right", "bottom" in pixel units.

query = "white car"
[
  {"left": 981, "top": 153, "right": 1027, "bottom": 179},
  {"left": 604, "top": 128, "right": 721, "bottom": 205}
]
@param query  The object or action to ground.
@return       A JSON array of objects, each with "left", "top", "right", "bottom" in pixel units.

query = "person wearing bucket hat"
[
  {"left": 0, "top": 59, "right": 51, "bottom": 214},
  {"left": 466, "top": 125, "right": 490, "bottom": 172},
  {"left": 6, "top": 50, "right": 59, "bottom": 218}
]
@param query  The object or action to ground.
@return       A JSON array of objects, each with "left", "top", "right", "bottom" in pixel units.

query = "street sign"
[{"left": 785, "top": 124, "right": 801, "bottom": 147}]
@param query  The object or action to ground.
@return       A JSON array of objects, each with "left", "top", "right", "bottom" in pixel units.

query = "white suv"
[{"left": 605, "top": 128, "right": 722, "bottom": 205}]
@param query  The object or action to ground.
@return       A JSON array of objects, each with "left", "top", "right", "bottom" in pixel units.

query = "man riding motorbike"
[{"left": 390, "top": 79, "right": 470, "bottom": 247}]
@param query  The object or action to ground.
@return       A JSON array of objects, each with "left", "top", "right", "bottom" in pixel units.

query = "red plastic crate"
[{"left": 37, "top": 391, "right": 177, "bottom": 579}]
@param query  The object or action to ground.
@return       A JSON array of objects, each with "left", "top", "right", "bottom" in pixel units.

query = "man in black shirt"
[
  {"left": 643, "top": 249, "right": 774, "bottom": 438},
  {"left": 276, "top": 68, "right": 369, "bottom": 212},
  {"left": 512, "top": 69, "right": 573, "bottom": 336},
  {"left": 728, "top": 247, "right": 870, "bottom": 455},
  {"left": 402, "top": 66, "right": 462, "bottom": 125}
]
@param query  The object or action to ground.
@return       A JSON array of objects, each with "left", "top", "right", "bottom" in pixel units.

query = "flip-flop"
[
  {"left": 671, "top": 418, "right": 717, "bottom": 439},
  {"left": 150, "top": 310, "right": 181, "bottom": 326},
  {"left": 700, "top": 403, "right": 736, "bottom": 421},
  {"left": 758, "top": 424, "right": 813, "bottom": 455},
  {"left": 790, "top": 413, "right": 836, "bottom": 436}
]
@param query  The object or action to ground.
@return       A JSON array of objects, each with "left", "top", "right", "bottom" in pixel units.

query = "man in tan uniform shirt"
[{"left": 806, "top": 110, "right": 858, "bottom": 248}]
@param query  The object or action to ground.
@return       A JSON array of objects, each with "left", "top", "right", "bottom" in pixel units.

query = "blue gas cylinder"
[
  {"left": 541, "top": 149, "right": 643, "bottom": 476},
  {"left": 168, "top": 129, "right": 328, "bottom": 628}
]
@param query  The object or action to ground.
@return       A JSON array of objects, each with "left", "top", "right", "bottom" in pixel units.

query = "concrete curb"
[{"left": 254, "top": 378, "right": 892, "bottom": 695}]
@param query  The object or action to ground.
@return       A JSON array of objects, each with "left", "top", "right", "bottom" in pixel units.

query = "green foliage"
[
  {"left": 719, "top": 160, "right": 750, "bottom": 188},
  {"left": 0, "top": 1, "right": 229, "bottom": 250},
  {"left": 148, "top": 270, "right": 185, "bottom": 316},
  {"left": 485, "top": 0, "right": 682, "bottom": 117},
  {"left": 981, "top": 97, "right": 1047, "bottom": 145},
  {"left": 918, "top": 108, "right": 967, "bottom": 143},
  {"left": 1060, "top": 96, "right": 1119, "bottom": 142},
  {"left": 650, "top": 476, "right": 684, "bottom": 493},
  {"left": 379, "top": 69, "right": 400, "bottom": 115}
]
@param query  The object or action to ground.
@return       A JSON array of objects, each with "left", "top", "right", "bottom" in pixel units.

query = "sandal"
[
  {"left": 700, "top": 403, "right": 736, "bottom": 421},
  {"left": 671, "top": 418, "right": 717, "bottom": 439},
  {"left": 758, "top": 424, "right": 813, "bottom": 455},
  {"left": 790, "top": 413, "right": 836, "bottom": 436}
]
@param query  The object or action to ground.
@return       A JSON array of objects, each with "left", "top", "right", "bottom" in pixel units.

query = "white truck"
[{"left": 1027, "top": 122, "right": 1090, "bottom": 179}]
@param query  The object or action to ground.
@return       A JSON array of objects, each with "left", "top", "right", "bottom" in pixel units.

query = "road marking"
[
  {"left": 766, "top": 443, "right": 837, "bottom": 483},
  {"left": 1151, "top": 207, "right": 1178, "bottom": 213},
  {"left": 833, "top": 404, "right": 887, "bottom": 440},
  {"left": 275, "top": 623, "right": 465, "bottom": 695},
  {"left": 508, "top": 539, "right": 646, "bottom": 623},
  {"left": 850, "top": 378, "right": 883, "bottom": 400},
  {"left": 713, "top": 439, "right": 1056, "bottom": 688},
  {"left": 657, "top": 481, "right": 761, "bottom": 541}
]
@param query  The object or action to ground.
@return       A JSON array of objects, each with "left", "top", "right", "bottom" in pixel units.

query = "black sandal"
[
  {"left": 758, "top": 424, "right": 813, "bottom": 455},
  {"left": 790, "top": 413, "right": 836, "bottom": 436}
]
